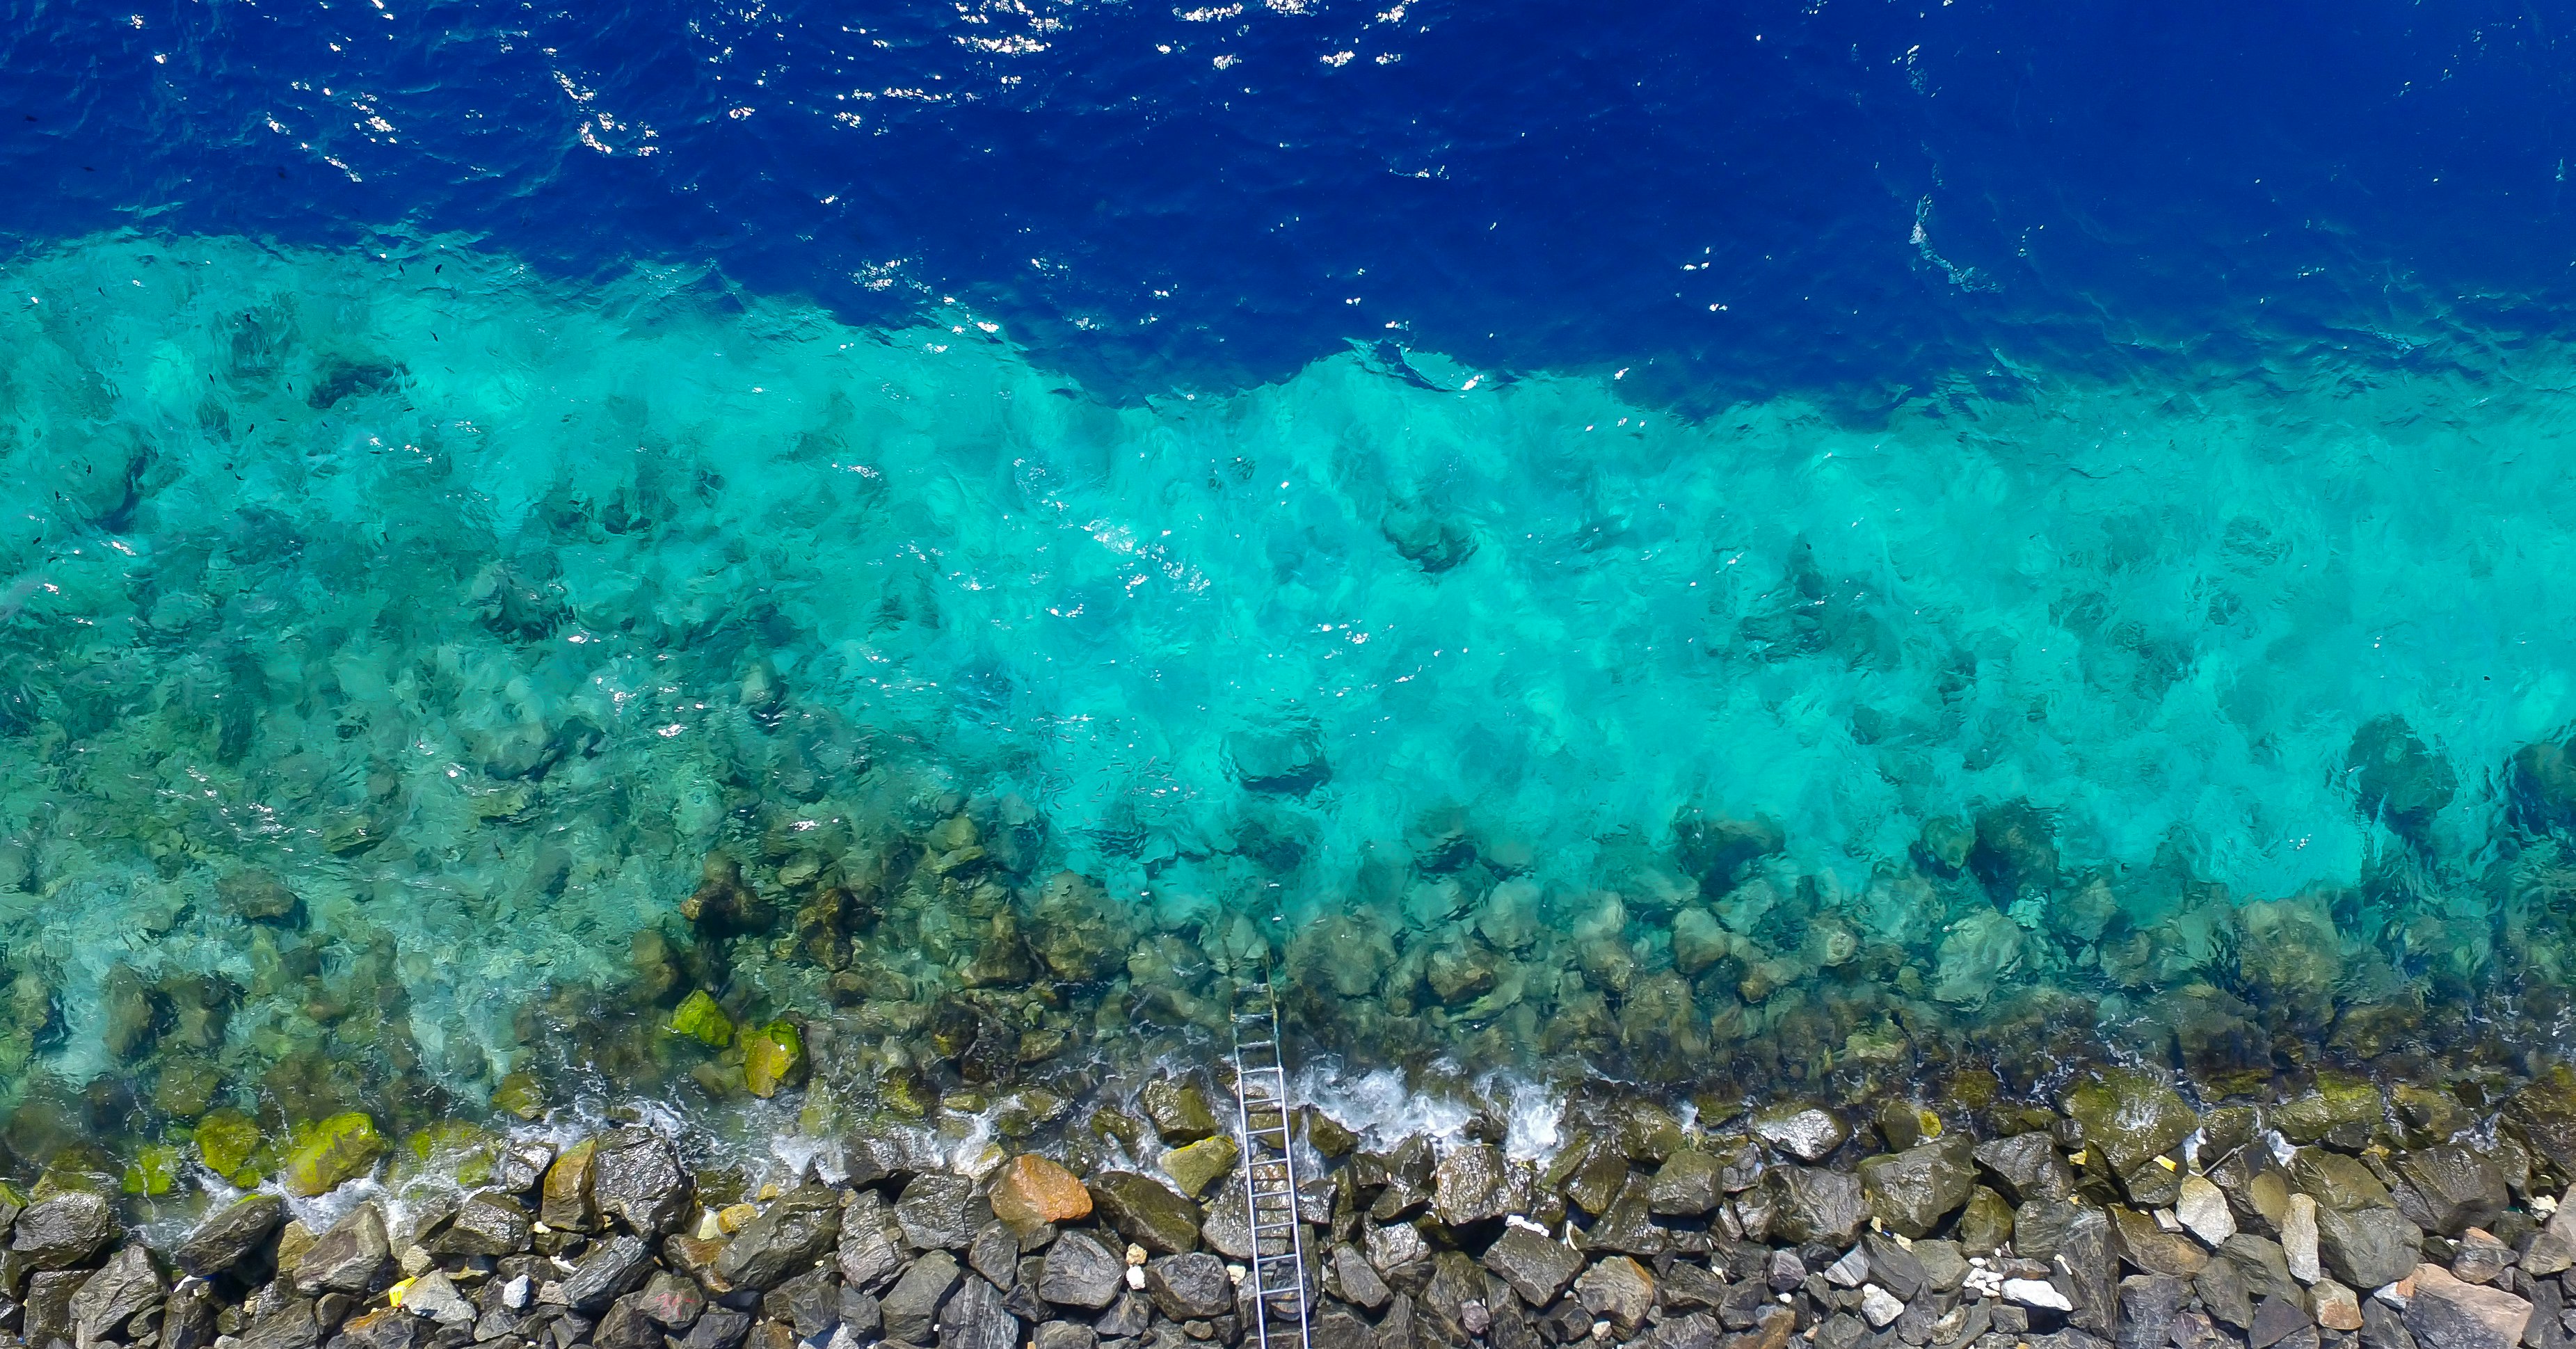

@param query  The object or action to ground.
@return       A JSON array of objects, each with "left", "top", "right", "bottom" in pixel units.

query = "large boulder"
[
  {"left": 2315, "top": 1204, "right": 2422, "bottom": 1291},
  {"left": 897, "top": 1174, "right": 988, "bottom": 1250},
  {"left": 1144, "top": 1253, "right": 1233, "bottom": 1321},
  {"left": 1858, "top": 1136, "right": 1976, "bottom": 1238},
  {"left": 591, "top": 1131, "right": 693, "bottom": 1236},
  {"left": 1038, "top": 1231, "right": 1123, "bottom": 1309},
  {"left": 1087, "top": 1172, "right": 1201, "bottom": 1254},
  {"left": 936, "top": 1276, "right": 1019, "bottom": 1349},
  {"left": 295, "top": 1202, "right": 389, "bottom": 1295},
  {"left": 2397, "top": 1147, "right": 2507, "bottom": 1237},
  {"left": 14, "top": 1191, "right": 113, "bottom": 1269},
  {"left": 1974, "top": 1133, "right": 2076, "bottom": 1206},
  {"left": 1751, "top": 1105, "right": 1849, "bottom": 1163},
  {"left": 1433, "top": 1144, "right": 1517, "bottom": 1226},
  {"left": 1768, "top": 1166, "right": 1866, "bottom": 1245},
  {"left": 2406, "top": 1265, "right": 2533, "bottom": 1349},
  {"left": 883, "top": 1250, "right": 961, "bottom": 1344},
  {"left": 714, "top": 1184, "right": 842, "bottom": 1289},
  {"left": 177, "top": 1193, "right": 285, "bottom": 1278},
  {"left": 1480, "top": 1229, "right": 1583, "bottom": 1307},
  {"left": 2064, "top": 1068, "right": 2195, "bottom": 1174}
]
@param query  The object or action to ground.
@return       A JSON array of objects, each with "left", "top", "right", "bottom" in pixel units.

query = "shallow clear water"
[{"left": 1, "top": 230, "right": 2573, "bottom": 1152}]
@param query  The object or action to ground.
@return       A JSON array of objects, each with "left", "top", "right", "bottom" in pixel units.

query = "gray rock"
[
  {"left": 25, "top": 1266, "right": 90, "bottom": 1349},
  {"left": 967, "top": 1221, "right": 1020, "bottom": 1291},
  {"left": 590, "top": 1131, "right": 694, "bottom": 1237},
  {"left": 1864, "top": 1233, "right": 1927, "bottom": 1300},
  {"left": 716, "top": 1184, "right": 844, "bottom": 1289},
  {"left": 1860, "top": 1286, "right": 1905, "bottom": 1330},
  {"left": 885, "top": 1250, "right": 963, "bottom": 1343},
  {"left": 163, "top": 1276, "right": 218, "bottom": 1349},
  {"left": 557, "top": 1234, "right": 654, "bottom": 1310},
  {"left": 1573, "top": 1256, "right": 1656, "bottom": 1334},
  {"left": 177, "top": 1194, "right": 286, "bottom": 1279},
  {"left": 1096, "top": 1290, "right": 1153, "bottom": 1338},
  {"left": 1915, "top": 1240, "right": 1970, "bottom": 1295},
  {"left": 1144, "top": 1254, "right": 1231, "bottom": 1320},
  {"left": 1035, "top": 1321, "right": 1098, "bottom": 1349},
  {"left": 682, "top": 1309, "right": 753, "bottom": 1349},
  {"left": 237, "top": 1298, "right": 321, "bottom": 1349},
  {"left": 2250, "top": 1298, "right": 2310, "bottom": 1349},
  {"left": 296, "top": 1202, "right": 390, "bottom": 1296},
  {"left": 636, "top": 1270, "right": 705, "bottom": 1329},
  {"left": 840, "top": 1286, "right": 883, "bottom": 1339},
  {"left": 2364, "top": 1298, "right": 2419, "bottom": 1349},
  {"left": 71, "top": 1245, "right": 162, "bottom": 1346},
  {"left": 1649, "top": 1151, "right": 1723, "bottom": 1217},
  {"left": 14, "top": 1192, "right": 112, "bottom": 1270},
  {"left": 1752, "top": 1105, "right": 1850, "bottom": 1163},
  {"left": 496, "top": 1140, "right": 557, "bottom": 1193},
  {"left": 1037, "top": 1230, "right": 1123, "bottom": 1310},
  {"left": 1312, "top": 1308, "right": 1372, "bottom": 1349},
  {"left": 1433, "top": 1145, "right": 1516, "bottom": 1227},
  {"left": 1577, "top": 1173, "right": 1670, "bottom": 1256},
  {"left": 1198, "top": 1188, "right": 1253, "bottom": 1261},
  {"left": 2317, "top": 1205, "right": 2423, "bottom": 1291},
  {"left": 2400, "top": 1149, "right": 2509, "bottom": 1238},
  {"left": 899, "top": 1174, "right": 989, "bottom": 1252},
  {"left": 398, "top": 1271, "right": 474, "bottom": 1326},
  {"left": 595, "top": 1293, "right": 662, "bottom": 1349},
  {"left": 2117, "top": 1275, "right": 2184, "bottom": 1349},
  {"left": 2197, "top": 1259, "right": 2254, "bottom": 1331},
  {"left": 337, "top": 1308, "right": 426, "bottom": 1349},
  {"left": 1859, "top": 1137, "right": 1977, "bottom": 1238},
  {"left": 838, "top": 1195, "right": 905, "bottom": 1292},
  {"left": 1768, "top": 1165, "right": 1866, "bottom": 1245},
  {"left": 1974, "top": 1134, "right": 2076, "bottom": 1206},
  {"left": 1333, "top": 1243, "right": 1392, "bottom": 1309},
  {"left": 765, "top": 1265, "right": 841, "bottom": 1339},
  {"left": 936, "top": 1275, "right": 1018, "bottom": 1349},
  {"left": 1478, "top": 1230, "right": 1581, "bottom": 1308},
  {"left": 435, "top": 1192, "right": 532, "bottom": 1257},
  {"left": 2407, "top": 1266, "right": 2532, "bottom": 1349},
  {"left": 2218, "top": 1234, "right": 2303, "bottom": 1303},
  {"left": 1087, "top": 1172, "right": 1200, "bottom": 1254},
  {"left": 1768, "top": 1249, "right": 1807, "bottom": 1292}
]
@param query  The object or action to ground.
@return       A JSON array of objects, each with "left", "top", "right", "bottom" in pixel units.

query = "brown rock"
[{"left": 993, "top": 1156, "right": 1093, "bottom": 1228}]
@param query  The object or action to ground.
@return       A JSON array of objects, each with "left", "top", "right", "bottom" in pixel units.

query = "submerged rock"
[
  {"left": 282, "top": 1112, "right": 383, "bottom": 1197},
  {"left": 2063, "top": 1067, "right": 2195, "bottom": 1174}
]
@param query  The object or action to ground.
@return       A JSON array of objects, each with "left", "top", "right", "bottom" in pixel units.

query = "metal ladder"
[{"left": 1229, "top": 960, "right": 1313, "bottom": 1349}]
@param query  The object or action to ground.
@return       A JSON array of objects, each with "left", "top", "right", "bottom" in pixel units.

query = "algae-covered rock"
[
  {"left": 1767, "top": 1165, "right": 1865, "bottom": 1245},
  {"left": 1930, "top": 909, "right": 2024, "bottom": 1007},
  {"left": 2507, "top": 1065, "right": 2576, "bottom": 1173},
  {"left": 669, "top": 991, "right": 735, "bottom": 1048},
  {"left": 2063, "top": 1066, "right": 2195, "bottom": 1174},
  {"left": 1162, "top": 1135, "right": 1238, "bottom": 1200},
  {"left": 1955, "top": 1185, "right": 2015, "bottom": 1254},
  {"left": 543, "top": 1138, "right": 599, "bottom": 1230},
  {"left": 121, "top": 1144, "right": 182, "bottom": 1196},
  {"left": 2269, "top": 1074, "right": 2383, "bottom": 1148},
  {"left": 1139, "top": 1078, "right": 1219, "bottom": 1144},
  {"left": 742, "top": 1019, "right": 806, "bottom": 1098},
  {"left": 2347, "top": 714, "right": 2456, "bottom": 840},
  {"left": 282, "top": 1112, "right": 383, "bottom": 1196},
  {"left": 1088, "top": 1171, "right": 1201, "bottom": 1253},
  {"left": 491, "top": 1069, "right": 546, "bottom": 1120},
  {"left": 195, "top": 1108, "right": 263, "bottom": 1183}
]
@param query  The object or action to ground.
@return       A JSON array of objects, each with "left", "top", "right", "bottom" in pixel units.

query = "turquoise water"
[{"left": 3, "top": 234, "right": 2574, "bottom": 1142}]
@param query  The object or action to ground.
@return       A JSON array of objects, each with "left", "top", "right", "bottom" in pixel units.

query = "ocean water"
[{"left": 5, "top": 0, "right": 2576, "bottom": 1171}]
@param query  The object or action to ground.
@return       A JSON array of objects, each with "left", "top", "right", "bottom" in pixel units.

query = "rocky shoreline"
[{"left": 0, "top": 1060, "right": 2571, "bottom": 1349}]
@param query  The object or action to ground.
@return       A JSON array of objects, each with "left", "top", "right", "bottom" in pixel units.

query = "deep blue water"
[{"left": 10, "top": 0, "right": 2576, "bottom": 401}]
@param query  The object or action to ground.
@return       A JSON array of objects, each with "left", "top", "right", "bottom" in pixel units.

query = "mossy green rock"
[
  {"left": 669, "top": 991, "right": 735, "bottom": 1048},
  {"left": 2064, "top": 1067, "right": 2195, "bottom": 1174},
  {"left": 1162, "top": 1135, "right": 1240, "bottom": 1199},
  {"left": 195, "top": 1110, "right": 264, "bottom": 1184},
  {"left": 407, "top": 1121, "right": 498, "bottom": 1187},
  {"left": 283, "top": 1112, "right": 384, "bottom": 1197},
  {"left": 742, "top": 1020, "right": 806, "bottom": 1099},
  {"left": 122, "top": 1144, "right": 183, "bottom": 1196},
  {"left": 2268, "top": 1074, "right": 2383, "bottom": 1149},
  {"left": 2508, "top": 1064, "right": 2576, "bottom": 1172},
  {"left": 491, "top": 1071, "right": 546, "bottom": 1121}
]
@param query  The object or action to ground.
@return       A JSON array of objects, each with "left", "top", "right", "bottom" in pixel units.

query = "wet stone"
[
  {"left": 1859, "top": 1137, "right": 1976, "bottom": 1238},
  {"left": 1140, "top": 1081, "right": 1220, "bottom": 1145},
  {"left": 637, "top": 1271, "right": 706, "bottom": 1329},
  {"left": 434, "top": 1192, "right": 531, "bottom": 1258},
  {"left": 883, "top": 1250, "right": 961, "bottom": 1345},
  {"left": 1974, "top": 1133, "right": 2077, "bottom": 1206},
  {"left": 1478, "top": 1230, "right": 1581, "bottom": 1308},
  {"left": 399, "top": 1271, "right": 474, "bottom": 1325},
  {"left": 1751, "top": 1106, "right": 1850, "bottom": 1163},
  {"left": 594, "top": 1294, "right": 662, "bottom": 1349},
  {"left": 1649, "top": 1151, "right": 1723, "bottom": 1217},
  {"left": 2117, "top": 1275, "right": 2184, "bottom": 1349},
  {"left": 994, "top": 1156, "right": 1094, "bottom": 1229},
  {"left": 1162, "top": 1136, "right": 1239, "bottom": 1202},
  {"left": 2251, "top": 1296, "right": 2312, "bottom": 1349},
  {"left": 1573, "top": 1256, "right": 1655, "bottom": 1334},
  {"left": 178, "top": 1192, "right": 287, "bottom": 1279},
  {"left": 1864, "top": 1232, "right": 1926, "bottom": 1300},
  {"left": 684, "top": 1309, "right": 754, "bottom": 1349},
  {"left": 1144, "top": 1254, "right": 1231, "bottom": 1321},
  {"left": 765, "top": 1265, "right": 841, "bottom": 1339},
  {"left": 1087, "top": 1173, "right": 1200, "bottom": 1254},
  {"left": 557, "top": 1234, "right": 655, "bottom": 1310},
  {"left": 936, "top": 1275, "right": 1018, "bottom": 1349},
  {"left": 1334, "top": 1243, "right": 1393, "bottom": 1309},
  {"left": 1768, "top": 1166, "right": 1866, "bottom": 1246},
  {"left": 2110, "top": 1205, "right": 2207, "bottom": 1278},
  {"left": 838, "top": 1200, "right": 906, "bottom": 1293},
  {"left": 15, "top": 1191, "right": 111, "bottom": 1270},
  {"left": 72, "top": 1245, "right": 163, "bottom": 1346},
  {"left": 590, "top": 1132, "right": 692, "bottom": 1238},
  {"left": 1433, "top": 1144, "right": 1515, "bottom": 1227},
  {"left": 2063, "top": 1068, "right": 2196, "bottom": 1175},
  {"left": 298, "top": 1202, "right": 390, "bottom": 1295},
  {"left": 716, "top": 1184, "right": 843, "bottom": 1290},
  {"left": 899, "top": 1174, "right": 990, "bottom": 1251},
  {"left": 1037, "top": 1322, "right": 1099, "bottom": 1349},
  {"left": 2401, "top": 1148, "right": 2509, "bottom": 1238}
]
